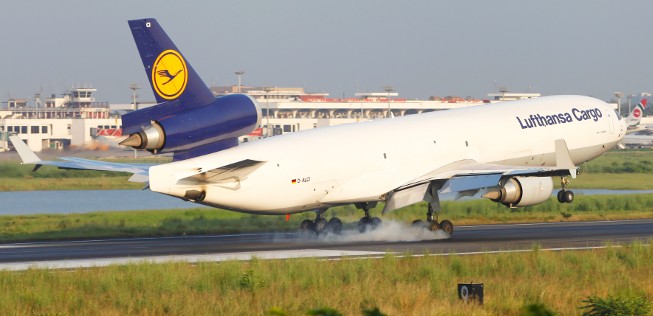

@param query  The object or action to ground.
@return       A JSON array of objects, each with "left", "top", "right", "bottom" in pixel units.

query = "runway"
[{"left": 1, "top": 219, "right": 651, "bottom": 270}]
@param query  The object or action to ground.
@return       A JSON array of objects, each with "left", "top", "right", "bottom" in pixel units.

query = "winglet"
[
  {"left": 555, "top": 139, "right": 577, "bottom": 178},
  {"left": 9, "top": 136, "right": 42, "bottom": 164}
]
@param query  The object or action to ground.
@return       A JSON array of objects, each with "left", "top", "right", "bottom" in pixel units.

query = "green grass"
[
  {"left": 580, "top": 149, "right": 653, "bottom": 174},
  {"left": 568, "top": 173, "right": 653, "bottom": 190},
  {"left": 2, "top": 194, "right": 653, "bottom": 243},
  {"left": 0, "top": 177, "right": 144, "bottom": 191},
  {"left": 0, "top": 243, "right": 651, "bottom": 315}
]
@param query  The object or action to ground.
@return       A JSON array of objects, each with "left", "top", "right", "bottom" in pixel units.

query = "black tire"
[
  {"left": 326, "top": 217, "right": 343, "bottom": 234},
  {"left": 371, "top": 217, "right": 382, "bottom": 229},
  {"left": 313, "top": 218, "right": 327, "bottom": 234},
  {"left": 557, "top": 190, "right": 565, "bottom": 203},
  {"left": 300, "top": 219, "right": 314, "bottom": 234},
  {"left": 358, "top": 217, "right": 371, "bottom": 233},
  {"left": 563, "top": 190, "right": 574, "bottom": 203},
  {"left": 439, "top": 220, "right": 454, "bottom": 235},
  {"left": 427, "top": 221, "right": 440, "bottom": 231}
]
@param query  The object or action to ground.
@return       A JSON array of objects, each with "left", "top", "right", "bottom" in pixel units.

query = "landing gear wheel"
[
  {"left": 358, "top": 217, "right": 371, "bottom": 233},
  {"left": 358, "top": 217, "right": 382, "bottom": 233},
  {"left": 557, "top": 190, "right": 574, "bottom": 203},
  {"left": 355, "top": 202, "right": 380, "bottom": 233},
  {"left": 313, "top": 217, "right": 328, "bottom": 234},
  {"left": 562, "top": 190, "right": 574, "bottom": 203},
  {"left": 557, "top": 176, "right": 574, "bottom": 204},
  {"left": 300, "top": 219, "right": 314, "bottom": 235},
  {"left": 326, "top": 217, "right": 343, "bottom": 234},
  {"left": 427, "top": 221, "right": 440, "bottom": 232},
  {"left": 439, "top": 220, "right": 454, "bottom": 235},
  {"left": 371, "top": 217, "right": 382, "bottom": 229}
]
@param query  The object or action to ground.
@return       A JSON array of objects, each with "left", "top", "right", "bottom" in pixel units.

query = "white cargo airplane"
[{"left": 9, "top": 18, "right": 628, "bottom": 236}]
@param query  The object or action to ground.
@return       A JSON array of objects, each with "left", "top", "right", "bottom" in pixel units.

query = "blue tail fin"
[{"left": 128, "top": 18, "right": 215, "bottom": 106}]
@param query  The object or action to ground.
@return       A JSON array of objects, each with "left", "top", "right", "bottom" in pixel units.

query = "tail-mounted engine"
[
  {"left": 120, "top": 94, "right": 261, "bottom": 160},
  {"left": 482, "top": 176, "right": 553, "bottom": 208}
]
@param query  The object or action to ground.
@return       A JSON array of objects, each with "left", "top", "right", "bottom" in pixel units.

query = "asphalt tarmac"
[{"left": 0, "top": 219, "right": 651, "bottom": 270}]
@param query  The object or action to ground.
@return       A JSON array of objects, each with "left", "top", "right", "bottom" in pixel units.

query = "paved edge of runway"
[{"left": 2, "top": 244, "right": 644, "bottom": 272}]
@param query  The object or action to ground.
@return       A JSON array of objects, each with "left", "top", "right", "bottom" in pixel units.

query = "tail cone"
[{"left": 120, "top": 133, "right": 143, "bottom": 148}]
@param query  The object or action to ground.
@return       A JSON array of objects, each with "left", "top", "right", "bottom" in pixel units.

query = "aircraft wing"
[
  {"left": 9, "top": 136, "right": 151, "bottom": 183},
  {"left": 382, "top": 139, "right": 577, "bottom": 213}
]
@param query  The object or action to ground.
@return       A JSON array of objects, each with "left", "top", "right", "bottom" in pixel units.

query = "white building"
[
  {"left": 212, "top": 86, "right": 490, "bottom": 141},
  {"left": 0, "top": 87, "right": 120, "bottom": 152}
]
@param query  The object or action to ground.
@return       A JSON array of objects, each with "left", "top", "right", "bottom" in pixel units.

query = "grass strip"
[
  {"left": 0, "top": 243, "right": 650, "bottom": 315},
  {"left": 1, "top": 194, "right": 652, "bottom": 243}
]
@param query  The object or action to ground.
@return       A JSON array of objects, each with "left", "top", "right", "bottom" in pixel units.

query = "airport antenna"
[
  {"left": 614, "top": 92, "right": 623, "bottom": 116},
  {"left": 129, "top": 84, "right": 140, "bottom": 111},
  {"left": 235, "top": 71, "right": 245, "bottom": 93},
  {"left": 264, "top": 86, "right": 273, "bottom": 137},
  {"left": 384, "top": 86, "right": 394, "bottom": 118}
]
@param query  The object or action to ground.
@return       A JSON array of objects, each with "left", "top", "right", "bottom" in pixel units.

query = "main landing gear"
[
  {"left": 557, "top": 176, "right": 574, "bottom": 203},
  {"left": 299, "top": 208, "right": 342, "bottom": 236},
  {"left": 411, "top": 203, "right": 454, "bottom": 235},
  {"left": 355, "top": 202, "right": 382, "bottom": 233}
]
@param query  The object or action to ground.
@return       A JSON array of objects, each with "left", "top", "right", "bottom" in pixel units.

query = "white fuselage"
[{"left": 149, "top": 95, "right": 626, "bottom": 214}]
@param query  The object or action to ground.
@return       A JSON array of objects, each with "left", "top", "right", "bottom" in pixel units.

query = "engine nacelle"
[
  {"left": 483, "top": 176, "right": 553, "bottom": 208},
  {"left": 121, "top": 94, "right": 261, "bottom": 159}
]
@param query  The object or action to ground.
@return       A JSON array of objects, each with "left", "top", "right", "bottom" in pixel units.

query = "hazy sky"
[{"left": 2, "top": 1, "right": 652, "bottom": 104}]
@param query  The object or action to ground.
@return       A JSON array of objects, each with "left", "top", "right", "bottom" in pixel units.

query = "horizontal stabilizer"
[{"left": 180, "top": 159, "right": 266, "bottom": 184}]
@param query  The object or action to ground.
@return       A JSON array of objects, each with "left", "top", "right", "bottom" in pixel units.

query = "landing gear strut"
[
  {"left": 412, "top": 182, "right": 454, "bottom": 235},
  {"left": 412, "top": 204, "right": 454, "bottom": 235},
  {"left": 557, "top": 176, "right": 574, "bottom": 203},
  {"left": 299, "top": 208, "right": 342, "bottom": 235},
  {"left": 355, "top": 202, "right": 382, "bottom": 233}
]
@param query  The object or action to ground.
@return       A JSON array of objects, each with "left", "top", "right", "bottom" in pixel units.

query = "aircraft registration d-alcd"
[{"left": 10, "top": 18, "right": 628, "bottom": 237}]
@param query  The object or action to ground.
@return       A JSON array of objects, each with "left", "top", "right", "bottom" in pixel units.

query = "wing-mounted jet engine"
[
  {"left": 120, "top": 18, "right": 261, "bottom": 161},
  {"left": 482, "top": 176, "right": 554, "bottom": 208}
]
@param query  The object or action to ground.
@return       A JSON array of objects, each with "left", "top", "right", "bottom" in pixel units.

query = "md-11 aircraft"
[{"left": 10, "top": 18, "right": 628, "bottom": 237}]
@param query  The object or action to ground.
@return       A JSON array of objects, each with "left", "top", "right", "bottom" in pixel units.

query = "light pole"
[
  {"left": 235, "top": 71, "right": 244, "bottom": 93},
  {"left": 627, "top": 94, "right": 635, "bottom": 114},
  {"left": 614, "top": 92, "right": 623, "bottom": 116},
  {"left": 384, "top": 86, "right": 394, "bottom": 118},
  {"left": 264, "top": 87, "right": 273, "bottom": 137},
  {"left": 129, "top": 84, "right": 140, "bottom": 111}
]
